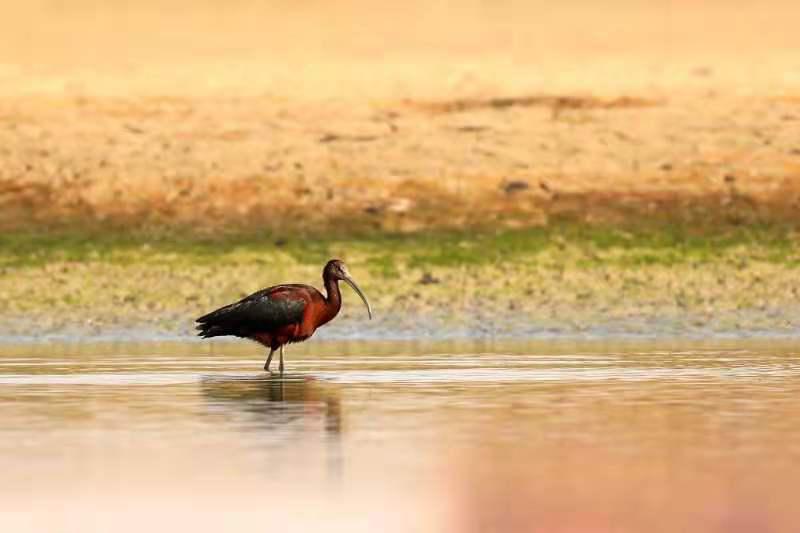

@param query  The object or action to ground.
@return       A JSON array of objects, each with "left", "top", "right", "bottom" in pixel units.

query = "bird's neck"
[{"left": 321, "top": 275, "right": 342, "bottom": 322}]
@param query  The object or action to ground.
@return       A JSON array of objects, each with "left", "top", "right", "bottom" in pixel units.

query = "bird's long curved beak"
[{"left": 342, "top": 275, "right": 373, "bottom": 319}]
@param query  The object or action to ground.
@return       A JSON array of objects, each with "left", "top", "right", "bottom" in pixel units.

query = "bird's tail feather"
[{"left": 195, "top": 323, "right": 230, "bottom": 338}]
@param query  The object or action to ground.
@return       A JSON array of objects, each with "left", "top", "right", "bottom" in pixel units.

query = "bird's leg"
[
  {"left": 279, "top": 345, "right": 285, "bottom": 375},
  {"left": 264, "top": 348, "right": 275, "bottom": 372}
]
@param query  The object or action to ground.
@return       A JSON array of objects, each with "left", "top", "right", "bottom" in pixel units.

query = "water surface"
[{"left": 1, "top": 339, "right": 799, "bottom": 532}]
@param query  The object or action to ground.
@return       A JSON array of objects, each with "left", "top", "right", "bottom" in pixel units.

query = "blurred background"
[{"left": 1, "top": 0, "right": 799, "bottom": 235}]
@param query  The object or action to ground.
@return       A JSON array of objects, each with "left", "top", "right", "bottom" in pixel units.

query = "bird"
[{"left": 196, "top": 259, "right": 372, "bottom": 374}]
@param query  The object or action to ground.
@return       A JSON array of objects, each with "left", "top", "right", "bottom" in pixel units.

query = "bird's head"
[{"left": 325, "top": 259, "right": 373, "bottom": 319}]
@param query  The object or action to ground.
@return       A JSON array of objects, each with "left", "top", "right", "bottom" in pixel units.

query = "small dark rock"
[
  {"left": 723, "top": 174, "right": 736, "bottom": 183},
  {"left": 274, "top": 238, "right": 288, "bottom": 247},
  {"left": 418, "top": 272, "right": 440, "bottom": 285},
  {"left": 318, "top": 133, "right": 340, "bottom": 143},
  {"left": 659, "top": 162, "right": 673, "bottom": 171},
  {"left": 364, "top": 205, "right": 382, "bottom": 215},
  {"left": 502, "top": 180, "right": 530, "bottom": 194}
]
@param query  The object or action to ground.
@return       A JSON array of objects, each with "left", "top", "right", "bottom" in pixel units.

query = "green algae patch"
[{"left": 4, "top": 223, "right": 796, "bottom": 269}]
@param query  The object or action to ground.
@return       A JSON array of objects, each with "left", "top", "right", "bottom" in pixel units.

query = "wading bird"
[{"left": 196, "top": 259, "right": 372, "bottom": 374}]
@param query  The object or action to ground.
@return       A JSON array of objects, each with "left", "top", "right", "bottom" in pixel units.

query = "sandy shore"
[{"left": 1, "top": 0, "right": 799, "bottom": 234}]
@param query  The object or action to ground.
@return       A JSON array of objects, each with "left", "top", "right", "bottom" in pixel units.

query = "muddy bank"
[{"left": 2, "top": 228, "right": 799, "bottom": 341}]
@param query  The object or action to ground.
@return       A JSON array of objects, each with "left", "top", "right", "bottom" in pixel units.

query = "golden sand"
[{"left": 1, "top": 0, "right": 799, "bottom": 233}]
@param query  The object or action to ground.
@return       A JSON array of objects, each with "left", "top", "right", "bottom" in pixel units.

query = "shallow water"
[{"left": 1, "top": 339, "right": 799, "bottom": 532}]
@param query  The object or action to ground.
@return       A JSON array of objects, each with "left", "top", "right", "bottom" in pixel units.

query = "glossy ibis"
[{"left": 196, "top": 259, "right": 372, "bottom": 374}]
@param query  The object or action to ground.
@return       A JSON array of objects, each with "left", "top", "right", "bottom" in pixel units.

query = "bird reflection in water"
[{"left": 201, "top": 375, "right": 343, "bottom": 480}]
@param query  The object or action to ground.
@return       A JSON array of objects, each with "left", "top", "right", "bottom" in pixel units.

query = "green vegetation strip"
[
  {"left": 1, "top": 224, "right": 799, "bottom": 337},
  {"left": 1, "top": 224, "right": 798, "bottom": 272}
]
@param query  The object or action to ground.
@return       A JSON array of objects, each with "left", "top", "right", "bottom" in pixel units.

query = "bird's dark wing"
[{"left": 196, "top": 285, "right": 307, "bottom": 338}]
